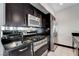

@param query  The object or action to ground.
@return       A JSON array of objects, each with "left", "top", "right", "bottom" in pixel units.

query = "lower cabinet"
[{"left": 6, "top": 3, "right": 25, "bottom": 26}]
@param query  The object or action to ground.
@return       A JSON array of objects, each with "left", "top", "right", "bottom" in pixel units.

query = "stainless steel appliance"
[
  {"left": 32, "top": 35, "right": 48, "bottom": 56},
  {"left": 28, "top": 14, "right": 41, "bottom": 27},
  {"left": 50, "top": 15, "right": 58, "bottom": 51}
]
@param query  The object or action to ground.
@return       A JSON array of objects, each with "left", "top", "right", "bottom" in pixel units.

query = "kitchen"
[
  {"left": 1, "top": 3, "right": 79, "bottom": 56},
  {"left": 0, "top": 3, "right": 52, "bottom": 56}
]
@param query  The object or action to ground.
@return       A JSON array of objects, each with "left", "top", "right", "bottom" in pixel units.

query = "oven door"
[{"left": 9, "top": 44, "right": 32, "bottom": 56}]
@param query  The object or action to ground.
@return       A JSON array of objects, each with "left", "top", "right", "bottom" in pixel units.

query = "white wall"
[
  {"left": 56, "top": 4, "right": 79, "bottom": 46},
  {"left": 0, "top": 3, "right": 5, "bottom": 56}
]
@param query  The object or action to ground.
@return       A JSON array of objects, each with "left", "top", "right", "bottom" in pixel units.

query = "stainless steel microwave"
[{"left": 28, "top": 14, "right": 42, "bottom": 27}]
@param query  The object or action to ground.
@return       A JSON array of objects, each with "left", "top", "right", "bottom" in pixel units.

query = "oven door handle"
[{"left": 19, "top": 47, "right": 28, "bottom": 52}]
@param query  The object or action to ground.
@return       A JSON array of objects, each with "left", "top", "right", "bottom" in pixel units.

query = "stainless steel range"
[
  {"left": 32, "top": 35, "right": 48, "bottom": 56},
  {"left": 24, "top": 31, "right": 49, "bottom": 56}
]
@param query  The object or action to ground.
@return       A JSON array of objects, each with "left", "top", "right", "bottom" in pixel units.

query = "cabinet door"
[
  {"left": 34, "top": 9, "right": 42, "bottom": 18},
  {"left": 24, "top": 4, "right": 34, "bottom": 26},
  {"left": 34, "top": 9, "right": 38, "bottom": 17},
  {"left": 42, "top": 15, "right": 46, "bottom": 27},
  {"left": 24, "top": 4, "right": 34, "bottom": 15},
  {"left": 6, "top": 4, "right": 13, "bottom": 25},
  {"left": 6, "top": 3, "right": 25, "bottom": 26},
  {"left": 45, "top": 14, "right": 50, "bottom": 28}
]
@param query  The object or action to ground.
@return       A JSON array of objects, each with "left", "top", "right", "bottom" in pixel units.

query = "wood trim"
[{"left": 54, "top": 43, "right": 75, "bottom": 49}]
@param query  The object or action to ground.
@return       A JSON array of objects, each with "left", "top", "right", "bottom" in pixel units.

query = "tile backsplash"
[
  {"left": 1, "top": 26, "right": 37, "bottom": 31},
  {"left": 1, "top": 26, "right": 44, "bottom": 34}
]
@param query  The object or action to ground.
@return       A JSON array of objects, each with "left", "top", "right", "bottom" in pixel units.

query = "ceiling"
[
  {"left": 31, "top": 3, "right": 79, "bottom": 14},
  {"left": 42, "top": 3, "right": 79, "bottom": 13},
  {"left": 31, "top": 3, "right": 49, "bottom": 14}
]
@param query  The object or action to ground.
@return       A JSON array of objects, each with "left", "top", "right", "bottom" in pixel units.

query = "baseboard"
[{"left": 54, "top": 43, "right": 75, "bottom": 49}]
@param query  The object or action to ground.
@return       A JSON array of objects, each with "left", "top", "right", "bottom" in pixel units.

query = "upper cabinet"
[
  {"left": 6, "top": 3, "right": 25, "bottom": 26},
  {"left": 42, "top": 14, "right": 50, "bottom": 28},
  {"left": 24, "top": 4, "right": 34, "bottom": 15},
  {"left": 5, "top": 3, "right": 48, "bottom": 28}
]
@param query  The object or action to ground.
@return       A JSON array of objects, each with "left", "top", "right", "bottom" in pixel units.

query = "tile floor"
[{"left": 47, "top": 46, "right": 74, "bottom": 56}]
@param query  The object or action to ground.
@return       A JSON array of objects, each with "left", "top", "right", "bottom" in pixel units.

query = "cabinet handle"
[{"left": 19, "top": 47, "right": 28, "bottom": 52}]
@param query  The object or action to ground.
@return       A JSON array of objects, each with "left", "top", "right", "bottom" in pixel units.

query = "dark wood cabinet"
[
  {"left": 34, "top": 8, "right": 42, "bottom": 20},
  {"left": 6, "top": 4, "right": 12, "bottom": 26},
  {"left": 6, "top": 3, "right": 25, "bottom": 26},
  {"left": 6, "top": 3, "right": 49, "bottom": 28},
  {"left": 42, "top": 14, "right": 50, "bottom": 28},
  {"left": 24, "top": 4, "right": 34, "bottom": 15},
  {"left": 45, "top": 14, "right": 50, "bottom": 28},
  {"left": 42, "top": 15, "right": 46, "bottom": 28}
]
